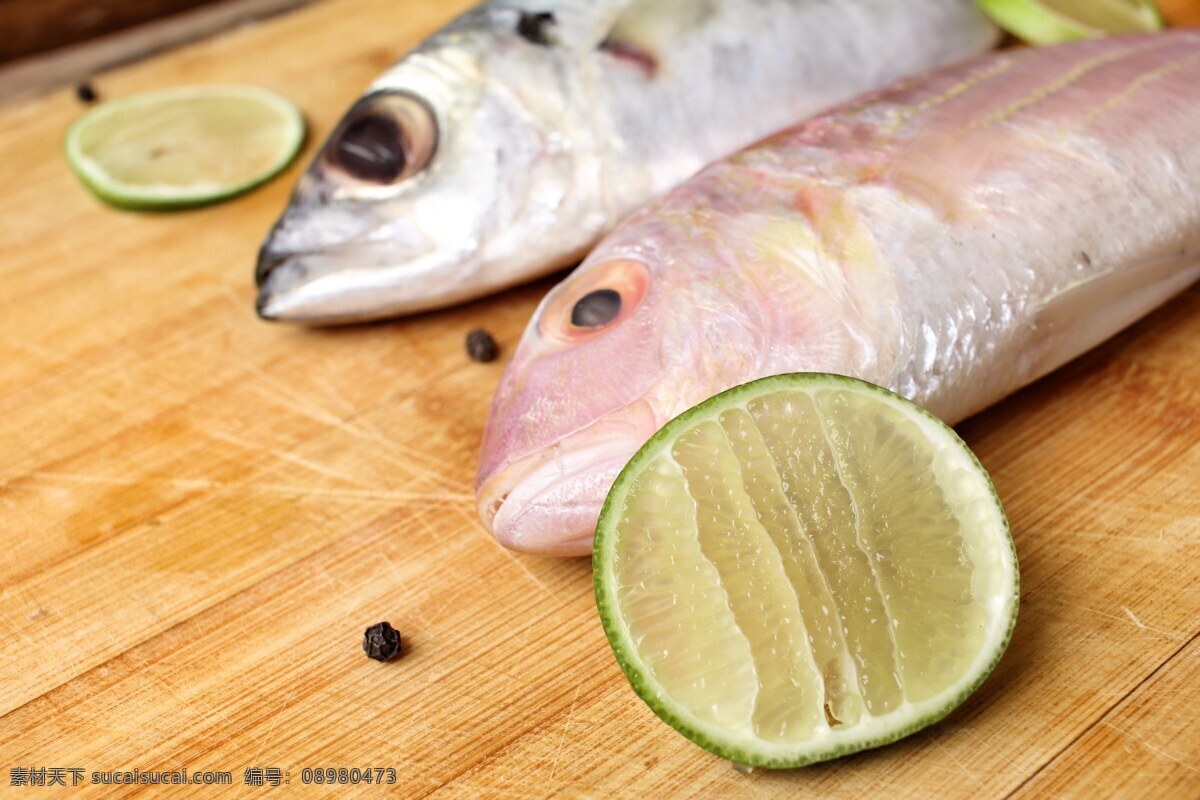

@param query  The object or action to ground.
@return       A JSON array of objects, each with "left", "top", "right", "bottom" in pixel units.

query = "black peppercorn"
[
  {"left": 75, "top": 82, "right": 99, "bottom": 104},
  {"left": 466, "top": 329, "right": 498, "bottom": 362},
  {"left": 363, "top": 621, "right": 401, "bottom": 662}
]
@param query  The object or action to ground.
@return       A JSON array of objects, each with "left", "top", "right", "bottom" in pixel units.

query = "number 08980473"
[{"left": 299, "top": 767, "right": 397, "bottom": 785}]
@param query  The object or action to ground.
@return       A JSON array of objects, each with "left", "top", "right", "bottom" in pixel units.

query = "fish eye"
[
  {"left": 540, "top": 260, "right": 649, "bottom": 343},
  {"left": 333, "top": 114, "right": 405, "bottom": 181},
  {"left": 571, "top": 289, "right": 621, "bottom": 328},
  {"left": 321, "top": 91, "right": 437, "bottom": 186}
]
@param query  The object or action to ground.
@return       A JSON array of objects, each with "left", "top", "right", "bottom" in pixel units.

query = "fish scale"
[
  {"left": 256, "top": 0, "right": 998, "bottom": 322},
  {"left": 478, "top": 30, "right": 1200, "bottom": 555}
]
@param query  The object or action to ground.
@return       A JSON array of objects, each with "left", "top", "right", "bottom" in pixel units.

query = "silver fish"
[
  {"left": 256, "top": 0, "right": 997, "bottom": 323},
  {"left": 476, "top": 31, "right": 1200, "bottom": 555}
]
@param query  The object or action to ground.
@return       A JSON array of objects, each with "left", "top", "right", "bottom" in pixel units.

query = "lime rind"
[
  {"left": 976, "top": 0, "right": 1163, "bottom": 45},
  {"left": 64, "top": 85, "right": 306, "bottom": 211},
  {"left": 594, "top": 372, "right": 1019, "bottom": 769}
]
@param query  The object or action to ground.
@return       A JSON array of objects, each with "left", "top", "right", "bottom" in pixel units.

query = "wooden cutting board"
[{"left": 0, "top": 1, "right": 1197, "bottom": 796}]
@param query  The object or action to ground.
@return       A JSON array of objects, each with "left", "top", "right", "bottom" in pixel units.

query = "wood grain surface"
[
  {"left": 0, "top": 1, "right": 1198, "bottom": 797},
  {"left": 0, "top": 0, "right": 317, "bottom": 101},
  {"left": 0, "top": 0, "right": 225, "bottom": 63}
]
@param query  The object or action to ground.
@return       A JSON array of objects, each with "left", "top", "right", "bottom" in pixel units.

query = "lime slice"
[
  {"left": 594, "top": 374, "right": 1018, "bottom": 768},
  {"left": 976, "top": 0, "right": 1163, "bottom": 44},
  {"left": 65, "top": 85, "right": 305, "bottom": 210}
]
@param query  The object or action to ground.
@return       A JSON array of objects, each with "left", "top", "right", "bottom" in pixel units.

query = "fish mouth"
[
  {"left": 476, "top": 403, "right": 659, "bottom": 556},
  {"left": 255, "top": 242, "right": 476, "bottom": 324}
]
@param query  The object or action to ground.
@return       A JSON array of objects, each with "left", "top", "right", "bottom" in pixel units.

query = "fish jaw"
[
  {"left": 254, "top": 173, "right": 593, "bottom": 324},
  {"left": 255, "top": 200, "right": 499, "bottom": 323},
  {"left": 256, "top": 248, "right": 473, "bottom": 323},
  {"left": 476, "top": 400, "right": 660, "bottom": 556}
]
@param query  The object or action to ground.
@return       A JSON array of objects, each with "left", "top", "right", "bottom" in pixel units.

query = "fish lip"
[
  {"left": 255, "top": 236, "right": 286, "bottom": 288},
  {"left": 254, "top": 289, "right": 277, "bottom": 321},
  {"left": 476, "top": 402, "right": 659, "bottom": 555},
  {"left": 477, "top": 452, "right": 633, "bottom": 557}
]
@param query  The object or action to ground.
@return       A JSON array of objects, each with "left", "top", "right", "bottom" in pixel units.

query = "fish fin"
[
  {"left": 599, "top": 0, "right": 721, "bottom": 74},
  {"left": 1028, "top": 248, "right": 1200, "bottom": 380},
  {"left": 489, "top": 2, "right": 621, "bottom": 52}
]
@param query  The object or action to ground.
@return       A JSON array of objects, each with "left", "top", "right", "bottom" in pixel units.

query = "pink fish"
[{"left": 477, "top": 32, "right": 1200, "bottom": 555}]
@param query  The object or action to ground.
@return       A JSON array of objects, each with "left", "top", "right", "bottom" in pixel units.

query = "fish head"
[
  {"left": 257, "top": 18, "right": 603, "bottom": 323},
  {"left": 475, "top": 206, "right": 811, "bottom": 555},
  {"left": 476, "top": 168, "right": 881, "bottom": 555}
]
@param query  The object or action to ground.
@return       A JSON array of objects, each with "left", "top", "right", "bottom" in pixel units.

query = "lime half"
[
  {"left": 594, "top": 374, "right": 1018, "bottom": 768},
  {"left": 65, "top": 85, "right": 305, "bottom": 210},
  {"left": 976, "top": 0, "right": 1163, "bottom": 44}
]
